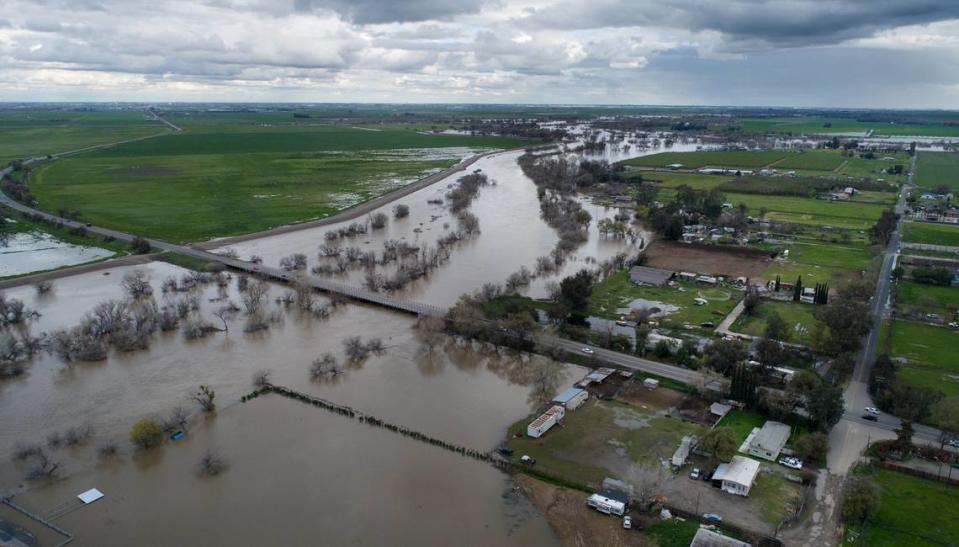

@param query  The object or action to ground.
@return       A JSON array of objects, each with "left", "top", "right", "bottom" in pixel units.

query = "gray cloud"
[
  {"left": 524, "top": 0, "right": 959, "bottom": 49},
  {"left": 294, "top": 0, "right": 489, "bottom": 24}
]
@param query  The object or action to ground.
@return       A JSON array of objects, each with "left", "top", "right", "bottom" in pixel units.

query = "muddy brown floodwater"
[
  {"left": 214, "top": 146, "right": 697, "bottom": 307},
  {"left": 1, "top": 138, "right": 692, "bottom": 545},
  {"left": 1, "top": 261, "right": 580, "bottom": 545}
]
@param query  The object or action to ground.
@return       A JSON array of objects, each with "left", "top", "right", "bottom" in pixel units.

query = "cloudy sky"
[{"left": 1, "top": 0, "right": 957, "bottom": 107}]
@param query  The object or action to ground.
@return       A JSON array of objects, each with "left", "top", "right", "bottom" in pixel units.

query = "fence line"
[{"left": 2, "top": 497, "right": 73, "bottom": 546}]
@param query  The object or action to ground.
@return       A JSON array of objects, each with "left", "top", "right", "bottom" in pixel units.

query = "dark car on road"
[{"left": 861, "top": 414, "right": 878, "bottom": 422}]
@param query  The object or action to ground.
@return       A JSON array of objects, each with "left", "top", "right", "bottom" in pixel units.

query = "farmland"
[
  {"left": 896, "top": 281, "right": 959, "bottom": 314},
  {"left": 902, "top": 221, "right": 959, "bottom": 247},
  {"left": 621, "top": 150, "right": 787, "bottom": 169},
  {"left": 759, "top": 241, "right": 877, "bottom": 285},
  {"left": 887, "top": 320, "right": 959, "bottom": 396},
  {"left": 727, "top": 193, "right": 886, "bottom": 230},
  {"left": 0, "top": 108, "right": 170, "bottom": 163},
  {"left": 770, "top": 150, "right": 845, "bottom": 171},
  {"left": 28, "top": 126, "right": 530, "bottom": 242},
  {"left": 845, "top": 466, "right": 959, "bottom": 547},
  {"left": 732, "top": 300, "right": 820, "bottom": 343},
  {"left": 587, "top": 272, "right": 741, "bottom": 331},
  {"left": 735, "top": 117, "right": 959, "bottom": 137},
  {"left": 915, "top": 152, "right": 959, "bottom": 191}
]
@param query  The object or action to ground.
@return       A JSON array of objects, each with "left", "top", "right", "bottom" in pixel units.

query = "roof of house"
[
  {"left": 712, "top": 456, "right": 760, "bottom": 487},
  {"left": 690, "top": 527, "right": 752, "bottom": 547},
  {"left": 597, "top": 488, "right": 629, "bottom": 505},
  {"left": 751, "top": 421, "right": 791, "bottom": 453},
  {"left": 629, "top": 266, "right": 675, "bottom": 286},
  {"left": 710, "top": 402, "right": 732, "bottom": 417},
  {"left": 529, "top": 406, "right": 564, "bottom": 429},
  {"left": 553, "top": 387, "right": 586, "bottom": 404}
]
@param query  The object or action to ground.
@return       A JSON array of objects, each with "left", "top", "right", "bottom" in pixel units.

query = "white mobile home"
[
  {"left": 527, "top": 405, "right": 565, "bottom": 438},
  {"left": 712, "top": 456, "right": 760, "bottom": 496},
  {"left": 585, "top": 491, "right": 627, "bottom": 516},
  {"left": 552, "top": 387, "right": 589, "bottom": 410}
]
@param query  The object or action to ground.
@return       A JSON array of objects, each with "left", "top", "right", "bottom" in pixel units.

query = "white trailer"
[
  {"left": 527, "top": 405, "right": 565, "bottom": 438},
  {"left": 586, "top": 493, "right": 626, "bottom": 516}
]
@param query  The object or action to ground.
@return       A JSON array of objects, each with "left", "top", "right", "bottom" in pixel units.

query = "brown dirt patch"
[
  {"left": 615, "top": 382, "right": 687, "bottom": 411},
  {"left": 515, "top": 474, "right": 648, "bottom": 547},
  {"left": 644, "top": 241, "right": 772, "bottom": 279}
]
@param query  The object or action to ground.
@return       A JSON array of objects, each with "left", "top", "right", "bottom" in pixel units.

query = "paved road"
[{"left": 551, "top": 337, "right": 710, "bottom": 386}]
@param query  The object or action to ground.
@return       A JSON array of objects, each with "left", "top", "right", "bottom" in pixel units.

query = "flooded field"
[
  {"left": 1, "top": 261, "right": 578, "bottom": 545},
  {"left": 215, "top": 140, "right": 698, "bottom": 308},
  {"left": 0, "top": 132, "right": 682, "bottom": 545},
  {"left": 1, "top": 232, "right": 114, "bottom": 277}
]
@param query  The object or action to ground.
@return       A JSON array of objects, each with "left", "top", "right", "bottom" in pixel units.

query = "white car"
[
  {"left": 865, "top": 407, "right": 880, "bottom": 415},
  {"left": 778, "top": 457, "right": 803, "bottom": 470},
  {"left": 623, "top": 516, "right": 632, "bottom": 529},
  {"left": 581, "top": 347, "right": 595, "bottom": 355}
]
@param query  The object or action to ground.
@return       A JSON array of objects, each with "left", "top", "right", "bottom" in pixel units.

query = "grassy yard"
[
  {"left": 896, "top": 281, "right": 959, "bottom": 314},
  {"left": 0, "top": 108, "right": 170, "bottom": 163},
  {"left": 645, "top": 519, "right": 701, "bottom": 547},
  {"left": 717, "top": 410, "right": 766, "bottom": 446},
  {"left": 845, "top": 466, "right": 959, "bottom": 547},
  {"left": 29, "top": 125, "right": 528, "bottom": 242},
  {"left": 915, "top": 152, "right": 959, "bottom": 191},
  {"left": 728, "top": 193, "right": 886, "bottom": 230},
  {"left": 505, "top": 398, "right": 706, "bottom": 486},
  {"left": 759, "top": 241, "right": 877, "bottom": 285},
  {"left": 732, "top": 300, "right": 820, "bottom": 343},
  {"left": 638, "top": 171, "right": 729, "bottom": 191},
  {"left": 587, "top": 272, "right": 741, "bottom": 330},
  {"left": 902, "top": 221, "right": 959, "bottom": 247},
  {"left": 887, "top": 320, "right": 959, "bottom": 396}
]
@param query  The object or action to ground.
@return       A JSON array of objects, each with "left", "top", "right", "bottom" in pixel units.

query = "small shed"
[
  {"left": 629, "top": 266, "right": 675, "bottom": 286},
  {"left": 678, "top": 272, "right": 697, "bottom": 282},
  {"left": 552, "top": 387, "right": 589, "bottom": 410},
  {"left": 695, "top": 275, "right": 719, "bottom": 285},
  {"left": 643, "top": 378, "right": 660, "bottom": 390},
  {"left": 712, "top": 456, "right": 760, "bottom": 496},
  {"left": 527, "top": 405, "right": 565, "bottom": 438},
  {"left": 709, "top": 402, "right": 732, "bottom": 419}
]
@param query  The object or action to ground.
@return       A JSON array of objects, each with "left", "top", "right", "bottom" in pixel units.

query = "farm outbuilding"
[
  {"left": 690, "top": 527, "right": 752, "bottom": 547},
  {"left": 527, "top": 405, "right": 565, "bottom": 438},
  {"left": 629, "top": 266, "right": 675, "bottom": 286},
  {"left": 552, "top": 387, "right": 589, "bottom": 410}
]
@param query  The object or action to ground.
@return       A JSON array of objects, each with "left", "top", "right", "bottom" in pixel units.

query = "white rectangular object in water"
[{"left": 78, "top": 488, "right": 104, "bottom": 504}]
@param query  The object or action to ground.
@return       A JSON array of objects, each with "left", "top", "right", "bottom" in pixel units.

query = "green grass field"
[
  {"left": 839, "top": 154, "right": 909, "bottom": 184},
  {"left": 621, "top": 150, "right": 787, "bottom": 169},
  {"left": 638, "top": 171, "right": 729, "bottom": 190},
  {"left": 736, "top": 117, "right": 959, "bottom": 137},
  {"left": 770, "top": 150, "right": 846, "bottom": 171},
  {"left": 759, "top": 241, "right": 877, "bottom": 284},
  {"left": 0, "top": 108, "right": 170, "bottom": 163},
  {"left": 732, "top": 300, "right": 820, "bottom": 343},
  {"left": 587, "top": 272, "right": 741, "bottom": 331},
  {"left": 29, "top": 126, "right": 529, "bottom": 242},
  {"left": 845, "top": 466, "right": 959, "bottom": 547},
  {"left": 729, "top": 193, "right": 886, "bottom": 230},
  {"left": 887, "top": 320, "right": 959, "bottom": 396},
  {"left": 902, "top": 221, "right": 959, "bottom": 247},
  {"left": 896, "top": 281, "right": 959, "bottom": 314},
  {"left": 915, "top": 152, "right": 959, "bottom": 191}
]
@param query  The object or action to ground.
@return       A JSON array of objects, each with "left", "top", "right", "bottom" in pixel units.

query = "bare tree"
[
  {"left": 162, "top": 406, "right": 191, "bottom": 432},
  {"left": 242, "top": 279, "right": 269, "bottom": 315},
  {"left": 212, "top": 305, "right": 234, "bottom": 333},
  {"left": 63, "top": 424, "right": 93, "bottom": 446},
  {"left": 24, "top": 447, "right": 60, "bottom": 480},
  {"left": 310, "top": 353, "right": 341, "bottom": 379},
  {"left": 252, "top": 369, "right": 272, "bottom": 388},
  {"left": 624, "top": 463, "right": 668, "bottom": 510},
  {"left": 198, "top": 449, "right": 228, "bottom": 476},
  {"left": 34, "top": 280, "right": 54, "bottom": 294},
  {"left": 191, "top": 385, "right": 216, "bottom": 412},
  {"left": 121, "top": 269, "right": 152, "bottom": 297},
  {"left": 393, "top": 203, "right": 410, "bottom": 218},
  {"left": 343, "top": 336, "right": 369, "bottom": 362},
  {"left": 97, "top": 441, "right": 120, "bottom": 459},
  {"left": 415, "top": 316, "right": 446, "bottom": 355},
  {"left": 369, "top": 212, "right": 388, "bottom": 229}
]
